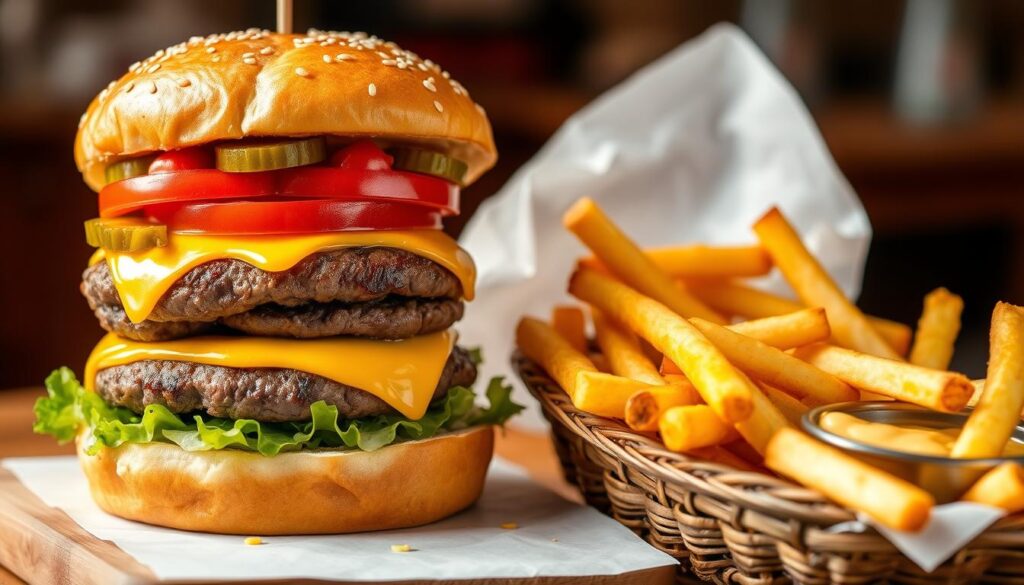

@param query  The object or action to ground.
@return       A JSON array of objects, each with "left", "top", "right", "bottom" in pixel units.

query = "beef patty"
[
  {"left": 94, "top": 346, "right": 477, "bottom": 422},
  {"left": 82, "top": 247, "right": 464, "bottom": 341}
]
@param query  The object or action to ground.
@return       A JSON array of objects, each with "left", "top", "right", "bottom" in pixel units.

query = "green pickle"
[
  {"left": 391, "top": 148, "right": 468, "bottom": 185},
  {"left": 84, "top": 218, "right": 167, "bottom": 252},
  {"left": 216, "top": 137, "right": 327, "bottom": 172},
  {"left": 104, "top": 155, "right": 156, "bottom": 184}
]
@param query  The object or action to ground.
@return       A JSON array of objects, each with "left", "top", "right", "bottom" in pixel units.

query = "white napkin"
[
  {"left": 458, "top": 23, "right": 870, "bottom": 431},
  {"left": 2, "top": 456, "right": 676, "bottom": 582},
  {"left": 826, "top": 504, "right": 1005, "bottom": 572}
]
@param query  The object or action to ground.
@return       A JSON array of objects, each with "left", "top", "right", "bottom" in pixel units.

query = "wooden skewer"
[{"left": 277, "top": 0, "right": 293, "bottom": 34}]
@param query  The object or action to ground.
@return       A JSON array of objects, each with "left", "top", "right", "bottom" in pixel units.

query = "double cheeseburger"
[{"left": 35, "top": 28, "right": 520, "bottom": 535}]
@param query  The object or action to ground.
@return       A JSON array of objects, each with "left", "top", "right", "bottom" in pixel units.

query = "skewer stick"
[{"left": 277, "top": 0, "right": 293, "bottom": 34}]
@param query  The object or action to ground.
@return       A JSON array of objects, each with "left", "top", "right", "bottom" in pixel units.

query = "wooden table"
[{"left": 0, "top": 387, "right": 578, "bottom": 585}]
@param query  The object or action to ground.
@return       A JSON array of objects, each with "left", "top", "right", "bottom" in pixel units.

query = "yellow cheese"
[
  {"left": 85, "top": 330, "right": 456, "bottom": 420},
  {"left": 90, "top": 230, "right": 475, "bottom": 323}
]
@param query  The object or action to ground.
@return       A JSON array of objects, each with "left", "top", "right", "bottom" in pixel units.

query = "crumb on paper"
[
  {"left": 244, "top": 536, "right": 263, "bottom": 546},
  {"left": 500, "top": 522, "right": 518, "bottom": 530},
  {"left": 390, "top": 544, "right": 413, "bottom": 553}
]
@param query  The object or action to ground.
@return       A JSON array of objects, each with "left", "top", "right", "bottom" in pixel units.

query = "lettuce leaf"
[{"left": 35, "top": 367, "right": 522, "bottom": 457}]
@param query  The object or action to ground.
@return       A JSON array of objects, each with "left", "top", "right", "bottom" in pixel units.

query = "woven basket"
[{"left": 514, "top": 352, "right": 1024, "bottom": 584}]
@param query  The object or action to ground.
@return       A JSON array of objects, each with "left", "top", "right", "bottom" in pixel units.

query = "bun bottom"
[{"left": 76, "top": 426, "right": 494, "bottom": 535}]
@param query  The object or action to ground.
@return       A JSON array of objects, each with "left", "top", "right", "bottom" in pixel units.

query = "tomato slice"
[
  {"left": 146, "top": 199, "right": 443, "bottom": 235},
  {"left": 99, "top": 168, "right": 458, "bottom": 218}
]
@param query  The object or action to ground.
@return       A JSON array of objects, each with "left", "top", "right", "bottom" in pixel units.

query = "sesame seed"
[
  {"left": 433, "top": 100, "right": 443, "bottom": 112},
  {"left": 295, "top": 67, "right": 310, "bottom": 78},
  {"left": 397, "top": 61, "right": 408, "bottom": 70},
  {"left": 242, "top": 52, "right": 255, "bottom": 58},
  {"left": 148, "top": 81, "right": 157, "bottom": 94},
  {"left": 322, "top": 54, "right": 332, "bottom": 64},
  {"left": 206, "top": 46, "right": 217, "bottom": 53},
  {"left": 177, "top": 78, "right": 191, "bottom": 87},
  {"left": 335, "top": 53, "right": 353, "bottom": 62},
  {"left": 212, "top": 55, "right": 221, "bottom": 62},
  {"left": 129, "top": 61, "right": 142, "bottom": 73},
  {"left": 147, "top": 64, "right": 161, "bottom": 73},
  {"left": 423, "top": 78, "right": 436, "bottom": 92},
  {"left": 243, "top": 57, "right": 257, "bottom": 65},
  {"left": 417, "top": 63, "right": 428, "bottom": 71},
  {"left": 125, "top": 82, "right": 135, "bottom": 93},
  {"left": 441, "top": 71, "right": 450, "bottom": 79},
  {"left": 260, "top": 47, "right": 274, "bottom": 55},
  {"left": 376, "top": 51, "right": 389, "bottom": 58},
  {"left": 368, "top": 83, "right": 377, "bottom": 96}
]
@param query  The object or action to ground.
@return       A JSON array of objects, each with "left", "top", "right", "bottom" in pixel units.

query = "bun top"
[{"left": 75, "top": 29, "right": 497, "bottom": 191}]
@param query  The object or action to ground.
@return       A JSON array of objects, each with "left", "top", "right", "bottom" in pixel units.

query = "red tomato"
[
  {"left": 146, "top": 199, "right": 442, "bottom": 235},
  {"left": 329, "top": 139, "right": 394, "bottom": 171},
  {"left": 149, "top": 147, "right": 214, "bottom": 174}
]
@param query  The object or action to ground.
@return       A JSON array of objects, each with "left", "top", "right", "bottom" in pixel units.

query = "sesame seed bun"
[
  {"left": 74, "top": 29, "right": 496, "bottom": 191},
  {"left": 76, "top": 425, "right": 494, "bottom": 535}
]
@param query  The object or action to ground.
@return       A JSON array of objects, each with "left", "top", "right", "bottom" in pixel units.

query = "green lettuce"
[{"left": 35, "top": 367, "right": 522, "bottom": 457}]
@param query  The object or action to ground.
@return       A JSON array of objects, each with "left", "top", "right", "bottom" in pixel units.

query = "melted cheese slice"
[
  {"left": 85, "top": 330, "right": 456, "bottom": 420},
  {"left": 90, "top": 230, "right": 476, "bottom": 323}
]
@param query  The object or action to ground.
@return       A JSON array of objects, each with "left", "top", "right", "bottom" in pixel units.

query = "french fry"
[
  {"left": 660, "top": 308, "right": 833, "bottom": 375},
  {"left": 625, "top": 385, "right": 700, "bottom": 431},
  {"left": 765, "top": 428, "right": 935, "bottom": 532},
  {"left": 820, "top": 411, "right": 954, "bottom": 457},
  {"left": 727, "top": 308, "right": 831, "bottom": 350},
  {"left": 551, "top": 305, "right": 588, "bottom": 354},
  {"left": 724, "top": 440, "right": 765, "bottom": 467},
  {"left": 686, "top": 280, "right": 912, "bottom": 355},
  {"left": 659, "top": 405, "right": 740, "bottom": 451},
  {"left": 792, "top": 344, "right": 972, "bottom": 412},
  {"left": 690, "top": 317, "right": 859, "bottom": 404},
  {"left": 753, "top": 208, "right": 901, "bottom": 360},
  {"left": 961, "top": 463, "right": 1024, "bottom": 513},
  {"left": 592, "top": 308, "right": 664, "bottom": 385},
  {"left": 564, "top": 197, "right": 726, "bottom": 323},
  {"left": 952, "top": 302, "right": 1024, "bottom": 458},
  {"left": 909, "top": 288, "right": 963, "bottom": 370},
  {"left": 761, "top": 384, "right": 810, "bottom": 425},
  {"left": 733, "top": 371, "right": 793, "bottom": 454},
  {"left": 569, "top": 267, "right": 754, "bottom": 423},
  {"left": 515, "top": 317, "right": 597, "bottom": 398},
  {"left": 573, "top": 371, "right": 659, "bottom": 418},
  {"left": 582, "top": 245, "right": 771, "bottom": 278}
]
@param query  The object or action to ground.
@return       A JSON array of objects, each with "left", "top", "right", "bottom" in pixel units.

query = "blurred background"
[{"left": 0, "top": 0, "right": 1022, "bottom": 388}]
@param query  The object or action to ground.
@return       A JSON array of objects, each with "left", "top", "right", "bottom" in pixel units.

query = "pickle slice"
[
  {"left": 391, "top": 148, "right": 468, "bottom": 185},
  {"left": 216, "top": 137, "right": 327, "bottom": 172},
  {"left": 104, "top": 155, "right": 156, "bottom": 184},
  {"left": 84, "top": 218, "right": 167, "bottom": 252}
]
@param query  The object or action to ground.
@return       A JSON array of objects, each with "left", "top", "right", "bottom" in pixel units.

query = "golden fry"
[
  {"left": 753, "top": 208, "right": 901, "bottom": 360},
  {"left": 761, "top": 384, "right": 810, "bottom": 425},
  {"left": 551, "top": 305, "right": 588, "bottom": 354},
  {"left": 659, "top": 405, "right": 740, "bottom": 451},
  {"left": 909, "top": 288, "right": 963, "bottom": 370},
  {"left": 582, "top": 245, "right": 771, "bottom": 278},
  {"left": 690, "top": 318, "right": 858, "bottom": 404},
  {"left": 569, "top": 268, "right": 754, "bottom": 423},
  {"left": 820, "top": 412, "right": 954, "bottom": 457},
  {"left": 625, "top": 385, "right": 700, "bottom": 431},
  {"left": 564, "top": 197, "right": 726, "bottom": 323},
  {"left": 793, "top": 344, "right": 972, "bottom": 412},
  {"left": 733, "top": 371, "right": 793, "bottom": 455},
  {"left": 766, "top": 428, "right": 934, "bottom": 532},
  {"left": 515, "top": 317, "right": 596, "bottom": 397},
  {"left": 952, "top": 302, "right": 1024, "bottom": 458},
  {"left": 573, "top": 371, "right": 656, "bottom": 418},
  {"left": 685, "top": 280, "right": 912, "bottom": 355},
  {"left": 592, "top": 308, "right": 664, "bottom": 385},
  {"left": 961, "top": 463, "right": 1024, "bottom": 513}
]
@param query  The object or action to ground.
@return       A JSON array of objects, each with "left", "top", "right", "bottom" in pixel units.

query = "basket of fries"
[{"left": 513, "top": 198, "right": 1024, "bottom": 583}]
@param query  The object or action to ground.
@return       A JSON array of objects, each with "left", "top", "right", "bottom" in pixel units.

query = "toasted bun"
[
  {"left": 77, "top": 426, "right": 494, "bottom": 535},
  {"left": 75, "top": 29, "right": 496, "bottom": 191}
]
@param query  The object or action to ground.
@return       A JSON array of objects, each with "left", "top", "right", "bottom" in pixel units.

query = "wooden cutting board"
[{"left": 0, "top": 466, "right": 676, "bottom": 585}]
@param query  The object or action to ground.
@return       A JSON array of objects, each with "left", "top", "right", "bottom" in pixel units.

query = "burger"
[{"left": 34, "top": 28, "right": 520, "bottom": 535}]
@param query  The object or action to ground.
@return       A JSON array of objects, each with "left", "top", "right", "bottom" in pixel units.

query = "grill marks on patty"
[
  {"left": 81, "top": 247, "right": 465, "bottom": 341},
  {"left": 94, "top": 346, "right": 477, "bottom": 422}
]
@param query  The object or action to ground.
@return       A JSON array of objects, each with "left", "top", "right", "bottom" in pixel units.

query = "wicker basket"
[{"left": 514, "top": 352, "right": 1024, "bottom": 584}]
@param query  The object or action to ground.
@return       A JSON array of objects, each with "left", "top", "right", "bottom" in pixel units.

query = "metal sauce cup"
[{"left": 802, "top": 402, "right": 1024, "bottom": 503}]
